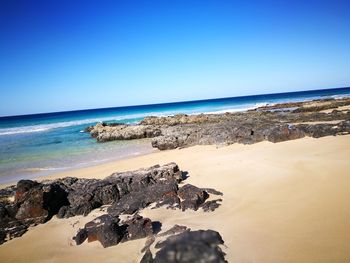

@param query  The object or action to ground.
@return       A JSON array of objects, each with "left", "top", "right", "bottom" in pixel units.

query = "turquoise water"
[{"left": 0, "top": 87, "right": 349, "bottom": 183}]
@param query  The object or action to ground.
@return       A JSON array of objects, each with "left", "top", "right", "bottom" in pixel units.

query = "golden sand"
[{"left": 1, "top": 135, "right": 350, "bottom": 263}]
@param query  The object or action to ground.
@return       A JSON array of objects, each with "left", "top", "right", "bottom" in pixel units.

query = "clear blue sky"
[{"left": 0, "top": 0, "right": 349, "bottom": 116}]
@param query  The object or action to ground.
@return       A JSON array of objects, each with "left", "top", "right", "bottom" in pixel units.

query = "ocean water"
[{"left": 1, "top": 87, "right": 350, "bottom": 184}]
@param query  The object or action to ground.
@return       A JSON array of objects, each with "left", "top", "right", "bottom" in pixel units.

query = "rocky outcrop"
[
  {"left": 88, "top": 122, "right": 161, "bottom": 142},
  {"left": 57, "top": 163, "right": 183, "bottom": 218},
  {"left": 0, "top": 163, "right": 222, "bottom": 245},
  {"left": 86, "top": 98, "right": 350, "bottom": 150}
]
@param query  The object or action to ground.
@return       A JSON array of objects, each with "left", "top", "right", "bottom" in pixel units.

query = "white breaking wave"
[
  {"left": 200, "top": 102, "right": 270, "bottom": 115},
  {"left": 329, "top": 94, "right": 350, "bottom": 99},
  {"left": 0, "top": 113, "right": 152, "bottom": 136},
  {"left": 0, "top": 110, "right": 192, "bottom": 136},
  {"left": 0, "top": 104, "right": 273, "bottom": 136}
]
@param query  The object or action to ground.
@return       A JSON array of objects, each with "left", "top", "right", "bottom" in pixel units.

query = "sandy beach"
[{"left": 1, "top": 134, "right": 350, "bottom": 262}]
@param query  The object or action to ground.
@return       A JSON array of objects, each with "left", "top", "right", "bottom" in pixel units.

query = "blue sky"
[{"left": 0, "top": 0, "right": 349, "bottom": 116}]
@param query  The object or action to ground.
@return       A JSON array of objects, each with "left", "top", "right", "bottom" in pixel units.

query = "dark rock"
[
  {"left": 297, "top": 120, "right": 350, "bottom": 138},
  {"left": 266, "top": 124, "right": 305, "bottom": 143},
  {"left": 108, "top": 179, "right": 180, "bottom": 216},
  {"left": 74, "top": 214, "right": 154, "bottom": 248},
  {"left": 122, "top": 214, "right": 153, "bottom": 242},
  {"left": 74, "top": 214, "right": 125, "bottom": 247},
  {"left": 15, "top": 180, "right": 39, "bottom": 203},
  {"left": 59, "top": 163, "right": 183, "bottom": 218},
  {"left": 0, "top": 230, "right": 6, "bottom": 244},
  {"left": 202, "top": 199, "right": 222, "bottom": 212},
  {"left": 153, "top": 230, "right": 227, "bottom": 263},
  {"left": 178, "top": 184, "right": 209, "bottom": 211},
  {"left": 15, "top": 183, "right": 69, "bottom": 224},
  {"left": 140, "top": 249, "right": 154, "bottom": 263},
  {"left": 74, "top": 228, "right": 88, "bottom": 245},
  {"left": 202, "top": 188, "right": 223, "bottom": 196}
]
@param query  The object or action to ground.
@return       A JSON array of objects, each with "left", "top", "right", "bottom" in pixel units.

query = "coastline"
[
  {"left": 0, "top": 139, "right": 157, "bottom": 188},
  {"left": 1, "top": 134, "right": 350, "bottom": 262}
]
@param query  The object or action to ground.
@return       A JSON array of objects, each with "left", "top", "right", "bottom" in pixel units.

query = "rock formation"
[
  {"left": 86, "top": 98, "right": 350, "bottom": 150},
  {"left": 0, "top": 163, "right": 222, "bottom": 246}
]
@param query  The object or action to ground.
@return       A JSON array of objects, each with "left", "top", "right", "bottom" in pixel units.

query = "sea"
[{"left": 1, "top": 87, "right": 350, "bottom": 184}]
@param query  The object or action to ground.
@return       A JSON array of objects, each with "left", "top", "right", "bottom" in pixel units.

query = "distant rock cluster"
[{"left": 86, "top": 98, "right": 350, "bottom": 149}]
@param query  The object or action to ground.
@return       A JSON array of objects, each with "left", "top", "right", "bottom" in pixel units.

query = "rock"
[
  {"left": 15, "top": 180, "right": 39, "bottom": 203},
  {"left": 151, "top": 136, "right": 180, "bottom": 150},
  {"left": 178, "top": 184, "right": 209, "bottom": 211},
  {"left": 297, "top": 120, "right": 350, "bottom": 138},
  {"left": 121, "top": 214, "right": 153, "bottom": 242},
  {"left": 89, "top": 123, "right": 161, "bottom": 142},
  {"left": 266, "top": 124, "right": 305, "bottom": 143},
  {"left": 74, "top": 214, "right": 126, "bottom": 247},
  {"left": 74, "top": 214, "right": 154, "bottom": 248},
  {"left": 73, "top": 228, "right": 88, "bottom": 245},
  {"left": 107, "top": 179, "right": 180, "bottom": 216},
  {"left": 152, "top": 230, "right": 227, "bottom": 263},
  {"left": 15, "top": 182, "right": 69, "bottom": 224},
  {"left": 0, "top": 180, "right": 68, "bottom": 244},
  {"left": 202, "top": 199, "right": 222, "bottom": 212},
  {"left": 140, "top": 249, "right": 154, "bottom": 263},
  {"left": 202, "top": 188, "right": 223, "bottom": 196},
  {"left": 58, "top": 163, "right": 183, "bottom": 218}
]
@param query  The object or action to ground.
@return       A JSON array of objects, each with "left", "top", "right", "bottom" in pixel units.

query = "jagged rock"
[
  {"left": 202, "top": 199, "right": 222, "bottom": 212},
  {"left": 121, "top": 214, "right": 153, "bottom": 242},
  {"left": 74, "top": 214, "right": 126, "bottom": 247},
  {"left": 74, "top": 228, "right": 88, "bottom": 245},
  {"left": 58, "top": 163, "right": 182, "bottom": 218},
  {"left": 152, "top": 230, "right": 227, "bottom": 263},
  {"left": 151, "top": 136, "right": 181, "bottom": 150},
  {"left": 178, "top": 184, "right": 209, "bottom": 211},
  {"left": 297, "top": 120, "right": 350, "bottom": 138},
  {"left": 15, "top": 182, "right": 69, "bottom": 224},
  {"left": 0, "top": 180, "right": 69, "bottom": 244},
  {"left": 107, "top": 180, "right": 180, "bottom": 216},
  {"left": 266, "top": 124, "right": 305, "bottom": 143},
  {"left": 15, "top": 179, "right": 39, "bottom": 202},
  {"left": 202, "top": 188, "right": 223, "bottom": 196},
  {"left": 90, "top": 123, "right": 161, "bottom": 142},
  {"left": 74, "top": 214, "right": 154, "bottom": 248}
]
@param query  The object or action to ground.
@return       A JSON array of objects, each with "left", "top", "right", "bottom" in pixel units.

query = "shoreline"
[
  {"left": 0, "top": 131, "right": 344, "bottom": 189},
  {"left": 1, "top": 135, "right": 350, "bottom": 262},
  {"left": 0, "top": 141, "right": 157, "bottom": 188},
  {"left": 1, "top": 95, "right": 349, "bottom": 187}
]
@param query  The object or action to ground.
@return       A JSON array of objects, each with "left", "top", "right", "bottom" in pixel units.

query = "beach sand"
[{"left": 1, "top": 135, "right": 350, "bottom": 263}]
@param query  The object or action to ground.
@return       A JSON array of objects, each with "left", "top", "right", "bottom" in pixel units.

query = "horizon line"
[{"left": 1, "top": 86, "right": 349, "bottom": 119}]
